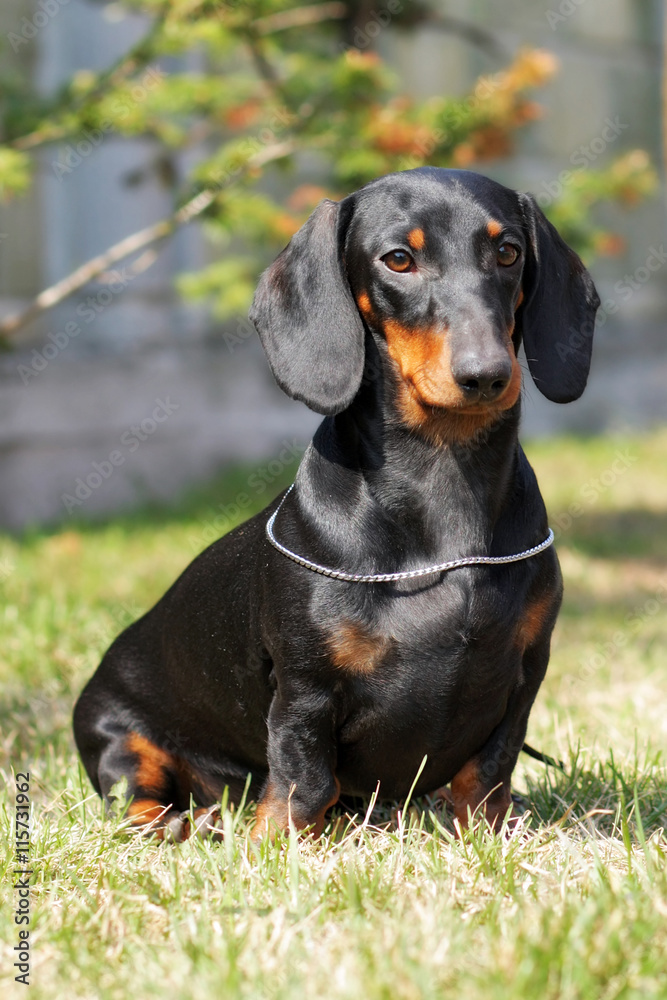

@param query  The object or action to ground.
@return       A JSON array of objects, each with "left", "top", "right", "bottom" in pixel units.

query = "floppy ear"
[
  {"left": 249, "top": 198, "right": 365, "bottom": 415},
  {"left": 517, "top": 193, "right": 600, "bottom": 403}
]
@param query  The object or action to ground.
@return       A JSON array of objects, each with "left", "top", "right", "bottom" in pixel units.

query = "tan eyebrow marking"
[
  {"left": 407, "top": 228, "right": 425, "bottom": 251},
  {"left": 487, "top": 220, "right": 503, "bottom": 238}
]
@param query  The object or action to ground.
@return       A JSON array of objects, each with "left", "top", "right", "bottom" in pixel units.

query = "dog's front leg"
[
  {"left": 448, "top": 637, "right": 552, "bottom": 832},
  {"left": 252, "top": 691, "right": 340, "bottom": 842}
]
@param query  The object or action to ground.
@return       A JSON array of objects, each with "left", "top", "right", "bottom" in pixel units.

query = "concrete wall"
[{"left": 0, "top": 0, "right": 665, "bottom": 529}]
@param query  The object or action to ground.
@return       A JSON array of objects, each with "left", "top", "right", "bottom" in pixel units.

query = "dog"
[{"left": 73, "top": 167, "right": 599, "bottom": 842}]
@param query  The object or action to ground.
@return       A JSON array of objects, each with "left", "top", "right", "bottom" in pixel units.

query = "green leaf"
[{"left": 0, "top": 147, "right": 31, "bottom": 200}]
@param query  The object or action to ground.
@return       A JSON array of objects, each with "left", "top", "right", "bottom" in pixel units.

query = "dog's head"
[{"left": 250, "top": 168, "right": 600, "bottom": 433}]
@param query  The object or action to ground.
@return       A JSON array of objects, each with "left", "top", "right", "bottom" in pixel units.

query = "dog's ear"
[
  {"left": 249, "top": 198, "right": 365, "bottom": 415},
  {"left": 516, "top": 193, "right": 600, "bottom": 403}
]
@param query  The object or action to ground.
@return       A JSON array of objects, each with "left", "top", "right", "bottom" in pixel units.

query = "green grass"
[{"left": 1, "top": 430, "right": 667, "bottom": 1000}]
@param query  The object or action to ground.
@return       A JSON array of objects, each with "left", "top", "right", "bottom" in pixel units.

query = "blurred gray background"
[{"left": 1, "top": 0, "right": 665, "bottom": 529}]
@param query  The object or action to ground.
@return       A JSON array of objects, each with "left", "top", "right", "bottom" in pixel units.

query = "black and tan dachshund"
[{"left": 74, "top": 167, "right": 599, "bottom": 841}]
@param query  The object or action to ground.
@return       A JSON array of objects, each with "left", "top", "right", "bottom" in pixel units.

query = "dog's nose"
[{"left": 452, "top": 356, "right": 513, "bottom": 402}]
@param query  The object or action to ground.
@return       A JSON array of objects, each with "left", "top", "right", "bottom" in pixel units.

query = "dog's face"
[
  {"left": 343, "top": 172, "right": 527, "bottom": 442},
  {"left": 250, "top": 168, "right": 600, "bottom": 431}
]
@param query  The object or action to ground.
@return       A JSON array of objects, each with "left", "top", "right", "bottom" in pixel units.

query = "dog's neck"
[{"left": 293, "top": 340, "right": 523, "bottom": 568}]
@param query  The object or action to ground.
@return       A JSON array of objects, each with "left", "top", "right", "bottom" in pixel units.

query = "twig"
[
  {"left": 252, "top": 3, "right": 348, "bottom": 35},
  {"left": 242, "top": 25, "right": 296, "bottom": 129},
  {"left": 428, "top": 14, "right": 507, "bottom": 58},
  {"left": 9, "top": 10, "right": 168, "bottom": 151},
  {"left": 0, "top": 140, "right": 296, "bottom": 338},
  {"left": 246, "top": 33, "right": 283, "bottom": 88}
]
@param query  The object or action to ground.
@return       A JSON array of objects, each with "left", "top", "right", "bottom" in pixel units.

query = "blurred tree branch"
[
  {"left": 253, "top": 3, "right": 348, "bottom": 35},
  {"left": 0, "top": 139, "right": 296, "bottom": 338},
  {"left": 7, "top": 10, "right": 169, "bottom": 151},
  {"left": 0, "top": 0, "right": 657, "bottom": 341}
]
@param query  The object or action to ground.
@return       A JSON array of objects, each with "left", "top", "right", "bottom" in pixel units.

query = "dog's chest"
[
  {"left": 324, "top": 568, "right": 522, "bottom": 699},
  {"left": 322, "top": 571, "right": 525, "bottom": 797}
]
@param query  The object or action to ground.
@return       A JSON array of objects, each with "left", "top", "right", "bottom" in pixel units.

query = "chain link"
[{"left": 266, "top": 484, "right": 555, "bottom": 583}]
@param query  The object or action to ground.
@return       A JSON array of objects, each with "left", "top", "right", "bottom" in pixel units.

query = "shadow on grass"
[
  {"left": 524, "top": 747, "right": 667, "bottom": 838},
  {"left": 322, "top": 747, "right": 667, "bottom": 846},
  {"left": 556, "top": 510, "right": 667, "bottom": 562}
]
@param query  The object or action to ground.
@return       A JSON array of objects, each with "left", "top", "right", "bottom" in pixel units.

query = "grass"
[{"left": 1, "top": 429, "right": 667, "bottom": 999}]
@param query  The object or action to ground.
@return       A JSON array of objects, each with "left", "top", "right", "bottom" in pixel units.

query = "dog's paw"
[
  {"left": 191, "top": 804, "right": 224, "bottom": 841},
  {"left": 161, "top": 810, "right": 192, "bottom": 843},
  {"left": 161, "top": 805, "right": 224, "bottom": 842},
  {"left": 432, "top": 785, "right": 454, "bottom": 809}
]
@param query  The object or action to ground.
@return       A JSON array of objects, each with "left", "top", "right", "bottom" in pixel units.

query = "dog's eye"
[
  {"left": 382, "top": 250, "right": 415, "bottom": 273},
  {"left": 497, "top": 243, "right": 520, "bottom": 267}
]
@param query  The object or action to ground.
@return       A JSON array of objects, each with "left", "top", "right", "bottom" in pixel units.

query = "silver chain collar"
[{"left": 266, "top": 484, "right": 555, "bottom": 584}]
